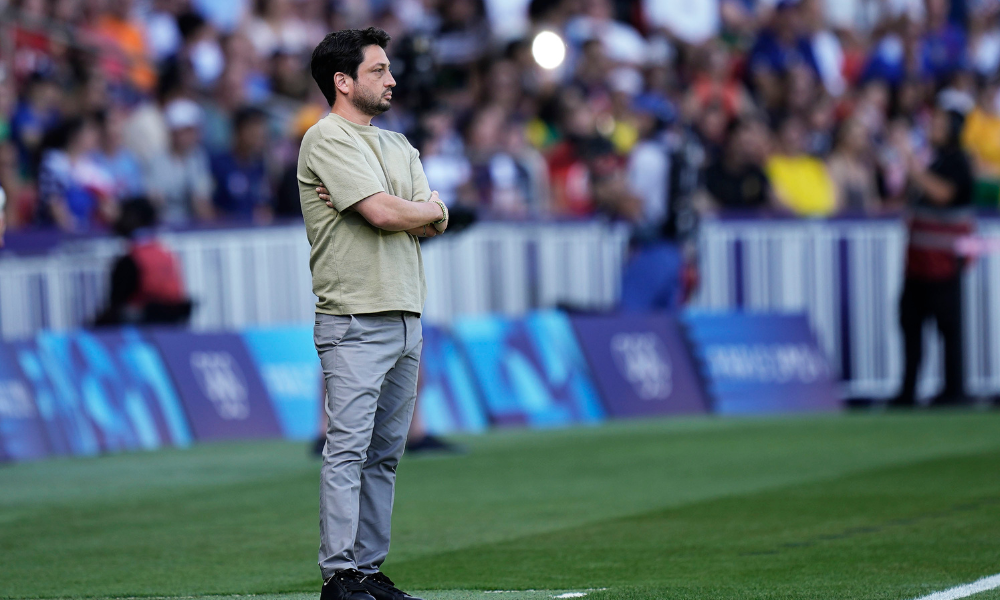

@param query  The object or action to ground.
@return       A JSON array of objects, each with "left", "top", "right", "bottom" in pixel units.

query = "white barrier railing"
[
  {"left": 695, "top": 217, "right": 1000, "bottom": 398},
  {"left": 3, "top": 217, "right": 998, "bottom": 398},
  {"left": 0, "top": 221, "right": 631, "bottom": 340}
]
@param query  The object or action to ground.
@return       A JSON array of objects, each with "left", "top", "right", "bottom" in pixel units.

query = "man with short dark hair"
[{"left": 299, "top": 27, "right": 448, "bottom": 600}]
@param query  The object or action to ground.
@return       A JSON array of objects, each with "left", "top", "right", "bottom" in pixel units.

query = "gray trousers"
[{"left": 314, "top": 311, "right": 422, "bottom": 578}]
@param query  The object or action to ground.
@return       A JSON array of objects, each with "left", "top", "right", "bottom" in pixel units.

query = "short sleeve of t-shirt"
[
  {"left": 408, "top": 146, "right": 432, "bottom": 204},
  {"left": 307, "top": 134, "right": 385, "bottom": 213},
  {"left": 929, "top": 149, "right": 974, "bottom": 207}
]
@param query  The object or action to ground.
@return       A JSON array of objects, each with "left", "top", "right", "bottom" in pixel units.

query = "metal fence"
[{"left": 0, "top": 221, "right": 631, "bottom": 339}]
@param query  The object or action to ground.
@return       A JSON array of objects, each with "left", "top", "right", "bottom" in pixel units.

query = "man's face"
[{"left": 347, "top": 45, "right": 395, "bottom": 116}]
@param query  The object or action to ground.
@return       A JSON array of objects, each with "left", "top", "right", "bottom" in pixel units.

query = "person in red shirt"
[{"left": 94, "top": 197, "right": 192, "bottom": 325}]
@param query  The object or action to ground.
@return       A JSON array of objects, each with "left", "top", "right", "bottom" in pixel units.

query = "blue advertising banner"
[
  {"left": 683, "top": 313, "right": 840, "bottom": 414},
  {"left": 452, "top": 310, "right": 605, "bottom": 427},
  {"left": 150, "top": 330, "right": 282, "bottom": 441},
  {"left": 0, "top": 343, "right": 50, "bottom": 462},
  {"left": 570, "top": 314, "right": 709, "bottom": 418},
  {"left": 10, "top": 329, "right": 192, "bottom": 458},
  {"left": 242, "top": 326, "right": 321, "bottom": 440},
  {"left": 417, "top": 325, "right": 488, "bottom": 435}
]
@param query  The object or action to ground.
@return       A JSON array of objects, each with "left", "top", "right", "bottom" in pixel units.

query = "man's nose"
[{"left": 386, "top": 73, "right": 396, "bottom": 88}]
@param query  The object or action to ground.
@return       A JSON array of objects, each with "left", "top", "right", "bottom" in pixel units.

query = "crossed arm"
[{"left": 316, "top": 186, "right": 448, "bottom": 237}]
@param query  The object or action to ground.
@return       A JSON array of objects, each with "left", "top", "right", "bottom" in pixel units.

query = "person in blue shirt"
[
  {"left": 11, "top": 73, "right": 61, "bottom": 177},
  {"left": 210, "top": 106, "right": 273, "bottom": 222},
  {"left": 93, "top": 107, "right": 146, "bottom": 201},
  {"left": 746, "top": 0, "right": 819, "bottom": 79}
]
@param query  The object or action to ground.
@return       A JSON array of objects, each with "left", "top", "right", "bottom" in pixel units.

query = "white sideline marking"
[
  {"left": 911, "top": 573, "right": 1000, "bottom": 600},
  {"left": 483, "top": 589, "right": 606, "bottom": 597}
]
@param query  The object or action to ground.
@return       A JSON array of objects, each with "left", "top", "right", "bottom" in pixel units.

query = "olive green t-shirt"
[{"left": 297, "top": 112, "right": 431, "bottom": 315}]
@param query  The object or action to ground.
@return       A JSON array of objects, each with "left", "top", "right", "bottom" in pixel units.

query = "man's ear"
[{"left": 334, "top": 72, "right": 351, "bottom": 97}]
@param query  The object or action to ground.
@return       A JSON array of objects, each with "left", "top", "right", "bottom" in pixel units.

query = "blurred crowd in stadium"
[{"left": 0, "top": 0, "right": 999, "bottom": 240}]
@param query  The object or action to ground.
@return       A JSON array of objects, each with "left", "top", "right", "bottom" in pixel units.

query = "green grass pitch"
[{"left": 3, "top": 411, "right": 1000, "bottom": 600}]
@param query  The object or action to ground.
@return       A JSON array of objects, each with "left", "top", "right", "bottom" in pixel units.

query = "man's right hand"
[{"left": 429, "top": 191, "right": 448, "bottom": 233}]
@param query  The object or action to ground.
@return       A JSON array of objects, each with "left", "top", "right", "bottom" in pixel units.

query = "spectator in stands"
[
  {"left": 466, "top": 105, "right": 545, "bottom": 218},
  {"left": 920, "top": 0, "right": 967, "bottom": 85},
  {"left": 627, "top": 94, "right": 674, "bottom": 232},
  {"left": 765, "top": 115, "right": 837, "bottom": 216},
  {"left": 95, "top": 197, "right": 192, "bottom": 326},
  {"left": 91, "top": 0, "right": 156, "bottom": 95},
  {"left": 687, "top": 42, "right": 753, "bottom": 124},
  {"left": 0, "top": 0, "right": 999, "bottom": 239},
  {"left": 146, "top": 98, "right": 214, "bottom": 224},
  {"left": 210, "top": 106, "right": 272, "bottom": 222},
  {"left": 37, "top": 116, "right": 117, "bottom": 231},
  {"left": 93, "top": 107, "right": 146, "bottom": 201},
  {"left": 699, "top": 118, "right": 773, "bottom": 213},
  {"left": 0, "top": 183, "right": 6, "bottom": 246},
  {"left": 893, "top": 103, "right": 975, "bottom": 407},
  {"left": 418, "top": 104, "right": 473, "bottom": 209},
  {"left": 274, "top": 104, "right": 325, "bottom": 219},
  {"left": 961, "top": 76, "right": 1000, "bottom": 206},
  {"left": 245, "top": 0, "right": 312, "bottom": 59},
  {"left": 10, "top": 73, "right": 60, "bottom": 177},
  {"left": 827, "top": 118, "right": 881, "bottom": 213},
  {"left": 747, "top": 0, "right": 819, "bottom": 99},
  {"left": 142, "top": 0, "right": 185, "bottom": 64}
]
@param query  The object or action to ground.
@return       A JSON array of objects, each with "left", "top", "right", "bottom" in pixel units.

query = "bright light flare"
[{"left": 532, "top": 31, "right": 566, "bottom": 70}]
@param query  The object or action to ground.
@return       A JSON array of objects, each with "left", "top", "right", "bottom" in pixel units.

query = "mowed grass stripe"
[
  {"left": 387, "top": 450, "right": 1000, "bottom": 599},
  {"left": 3, "top": 412, "right": 1000, "bottom": 600}
]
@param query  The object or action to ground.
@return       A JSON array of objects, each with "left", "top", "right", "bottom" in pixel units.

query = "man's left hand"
[{"left": 317, "top": 186, "right": 334, "bottom": 208}]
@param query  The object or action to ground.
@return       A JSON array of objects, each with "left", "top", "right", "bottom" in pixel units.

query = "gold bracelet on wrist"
[{"left": 432, "top": 199, "right": 448, "bottom": 224}]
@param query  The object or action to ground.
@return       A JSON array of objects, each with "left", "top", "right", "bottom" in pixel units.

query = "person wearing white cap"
[{"left": 145, "top": 98, "right": 214, "bottom": 224}]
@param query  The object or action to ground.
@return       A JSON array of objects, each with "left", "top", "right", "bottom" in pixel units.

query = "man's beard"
[{"left": 351, "top": 85, "right": 391, "bottom": 116}]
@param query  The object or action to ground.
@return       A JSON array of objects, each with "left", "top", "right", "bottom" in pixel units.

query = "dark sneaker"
[
  {"left": 361, "top": 571, "right": 423, "bottom": 600},
  {"left": 886, "top": 394, "right": 916, "bottom": 409},
  {"left": 405, "top": 434, "right": 463, "bottom": 455},
  {"left": 929, "top": 393, "right": 972, "bottom": 408},
  {"left": 321, "top": 569, "right": 376, "bottom": 600}
]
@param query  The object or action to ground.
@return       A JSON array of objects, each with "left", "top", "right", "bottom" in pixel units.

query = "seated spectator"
[
  {"left": 274, "top": 104, "right": 324, "bottom": 219},
  {"left": 95, "top": 197, "right": 192, "bottom": 326},
  {"left": 245, "top": 0, "right": 311, "bottom": 59},
  {"left": 765, "top": 116, "right": 837, "bottom": 216},
  {"left": 91, "top": 0, "right": 156, "bottom": 94},
  {"left": 418, "top": 105, "right": 473, "bottom": 209},
  {"left": 146, "top": 98, "right": 214, "bottom": 224},
  {"left": 210, "top": 106, "right": 272, "bottom": 222},
  {"left": 688, "top": 42, "right": 753, "bottom": 123},
  {"left": 627, "top": 94, "right": 675, "bottom": 231},
  {"left": 0, "top": 183, "right": 6, "bottom": 247},
  {"left": 37, "top": 117, "right": 117, "bottom": 232},
  {"left": 827, "top": 118, "right": 881, "bottom": 213},
  {"left": 747, "top": 0, "right": 819, "bottom": 87},
  {"left": 700, "top": 118, "right": 773, "bottom": 212},
  {"left": 467, "top": 106, "right": 549, "bottom": 218},
  {"left": 920, "top": 0, "right": 967, "bottom": 85},
  {"left": 10, "top": 73, "right": 60, "bottom": 177},
  {"left": 93, "top": 107, "right": 146, "bottom": 201},
  {"left": 961, "top": 76, "right": 1000, "bottom": 182}
]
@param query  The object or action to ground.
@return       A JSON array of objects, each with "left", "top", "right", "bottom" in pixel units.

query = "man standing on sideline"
[
  {"left": 891, "top": 103, "right": 975, "bottom": 408},
  {"left": 299, "top": 27, "right": 449, "bottom": 600}
]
